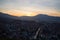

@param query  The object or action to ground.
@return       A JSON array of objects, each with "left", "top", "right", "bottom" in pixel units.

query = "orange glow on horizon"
[{"left": 0, "top": 8, "right": 60, "bottom": 17}]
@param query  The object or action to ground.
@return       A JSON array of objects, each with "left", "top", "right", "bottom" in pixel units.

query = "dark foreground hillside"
[{"left": 0, "top": 20, "right": 60, "bottom": 40}]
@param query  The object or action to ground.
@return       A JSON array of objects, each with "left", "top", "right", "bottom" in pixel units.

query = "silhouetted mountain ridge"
[
  {"left": 19, "top": 14, "right": 60, "bottom": 22},
  {"left": 33, "top": 14, "right": 60, "bottom": 22},
  {"left": 0, "top": 12, "right": 18, "bottom": 23},
  {"left": 0, "top": 12, "right": 60, "bottom": 23}
]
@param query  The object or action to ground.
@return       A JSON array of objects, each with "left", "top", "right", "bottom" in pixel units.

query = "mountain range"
[{"left": 0, "top": 12, "right": 60, "bottom": 23}]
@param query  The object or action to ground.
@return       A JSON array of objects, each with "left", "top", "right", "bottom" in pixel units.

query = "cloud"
[{"left": 0, "top": 0, "right": 60, "bottom": 13}]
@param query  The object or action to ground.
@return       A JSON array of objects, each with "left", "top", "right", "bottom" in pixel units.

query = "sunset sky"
[{"left": 0, "top": 0, "right": 60, "bottom": 16}]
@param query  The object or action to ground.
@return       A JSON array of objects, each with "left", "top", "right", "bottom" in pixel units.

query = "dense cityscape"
[{"left": 0, "top": 20, "right": 60, "bottom": 40}]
